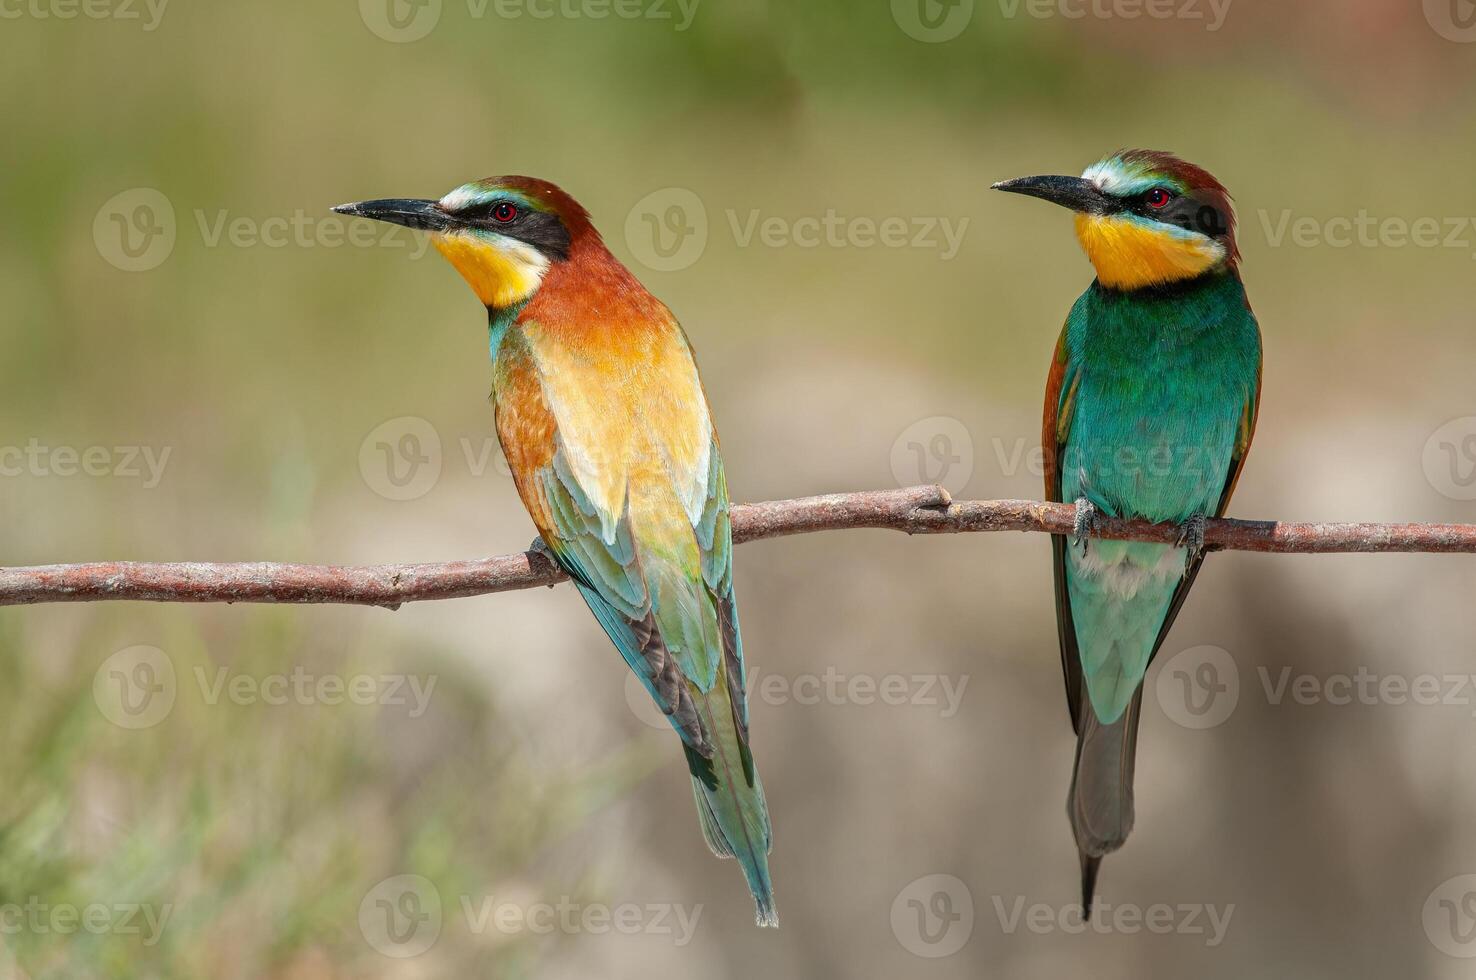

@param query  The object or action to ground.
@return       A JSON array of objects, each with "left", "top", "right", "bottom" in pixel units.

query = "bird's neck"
[
  {"left": 1082, "top": 267, "right": 1249, "bottom": 347},
  {"left": 1093, "top": 264, "right": 1244, "bottom": 301},
  {"left": 511, "top": 234, "right": 672, "bottom": 340},
  {"left": 487, "top": 298, "right": 529, "bottom": 367},
  {"left": 483, "top": 233, "right": 674, "bottom": 367}
]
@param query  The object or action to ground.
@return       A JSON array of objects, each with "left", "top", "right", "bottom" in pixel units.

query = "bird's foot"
[
  {"left": 528, "top": 535, "right": 554, "bottom": 560},
  {"left": 1176, "top": 514, "right": 1208, "bottom": 564},
  {"left": 1073, "top": 497, "right": 1100, "bottom": 555}
]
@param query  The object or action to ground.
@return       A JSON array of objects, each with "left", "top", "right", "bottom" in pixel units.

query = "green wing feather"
[{"left": 535, "top": 436, "right": 746, "bottom": 756}]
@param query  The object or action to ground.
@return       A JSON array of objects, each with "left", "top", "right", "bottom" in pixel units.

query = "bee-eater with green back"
[
  {"left": 334, "top": 177, "right": 777, "bottom": 926},
  {"left": 993, "top": 150, "right": 1262, "bottom": 914}
]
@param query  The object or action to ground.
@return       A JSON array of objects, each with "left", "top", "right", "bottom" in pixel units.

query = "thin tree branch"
[{"left": 1, "top": 485, "right": 1472, "bottom": 610}]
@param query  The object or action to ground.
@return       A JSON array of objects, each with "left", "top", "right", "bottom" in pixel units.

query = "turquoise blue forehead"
[
  {"left": 438, "top": 183, "right": 538, "bottom": 212},
  {"left": 1081, "top": 158, "right": 1183, "bottom": 197}
]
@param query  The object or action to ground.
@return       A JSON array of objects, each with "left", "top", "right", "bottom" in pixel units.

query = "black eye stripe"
[
  {"left": 451, "top": 202, "right": 573, "bottom": 261},
  {"left": 459, "top": 199, "right": 515, "bottom": 220},
  {"left": 1120, "top": 190, "right": 1229, "bottom": 237}
]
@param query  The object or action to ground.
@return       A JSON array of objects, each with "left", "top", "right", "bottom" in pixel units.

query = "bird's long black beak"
[
  {"left": 991, "top": 175, "right": 1115, "bottom": 215},
  {"left": 331, "top": 198, "right": 452, "bottom": 231}
]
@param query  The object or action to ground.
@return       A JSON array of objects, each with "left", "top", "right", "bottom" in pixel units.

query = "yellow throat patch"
[
  {"left": 1073, "top": 213, "right": 1225, "bottom": 290},
  {"left": 431, "top": 231, "right": 549, "bottom": 308}
]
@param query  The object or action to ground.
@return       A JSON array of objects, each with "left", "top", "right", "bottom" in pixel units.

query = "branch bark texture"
[{"left": 2, "top": 486, "right": 1471, "bottom": 609}]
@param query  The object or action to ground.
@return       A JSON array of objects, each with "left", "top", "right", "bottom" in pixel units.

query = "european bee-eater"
[
  {"left": 333, "top": 177, "right": 777, "bottom": 926},
  {"left": 994, "top": 150, "right": 1262, "bottom": 914}
]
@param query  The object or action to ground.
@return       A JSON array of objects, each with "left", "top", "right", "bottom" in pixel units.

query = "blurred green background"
[{"left": 3, "top": 0, "right": 1476, "bottom": 975}]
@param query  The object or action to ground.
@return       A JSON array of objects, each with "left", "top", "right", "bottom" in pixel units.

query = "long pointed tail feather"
[
  {"left": 685, "top": 742, "right": 776, "bottom": 926},
  {"left": 682, "top": 665, "right": 776, "bottom": 927},
  {"left": 1079, "top": 853, "right": 1102, "bottom": 918},
  {"left": 1068, "top": 690, "right": 1142, "bottom": 918}
]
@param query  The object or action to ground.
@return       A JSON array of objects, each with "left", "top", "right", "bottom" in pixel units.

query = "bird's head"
[
  {"left": 993, "top": 149, "right": 1238, "bottom": 291},
  {"left": 333, "top": 176, "right": 593, "bottom": 308}
]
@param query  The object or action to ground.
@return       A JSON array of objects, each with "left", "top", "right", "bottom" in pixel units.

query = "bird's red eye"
[
  {"left": 492, "top": 202, "right": 518, "bottom": 222},
  {"left": 1146, "top": 188, "right": 1172, "bottom": 209}
]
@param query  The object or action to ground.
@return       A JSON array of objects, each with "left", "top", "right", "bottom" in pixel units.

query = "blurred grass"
[{"left": 0, "top": 606, "right": 662, "bottom": 977}]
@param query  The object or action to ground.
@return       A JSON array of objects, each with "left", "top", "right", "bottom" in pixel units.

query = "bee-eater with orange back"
[
  {"left": 994, "top": 151, "right": 1262, "bottom": 915},
  {"left": 335, "top": 177, "right": 777, "bottom": 926}
]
